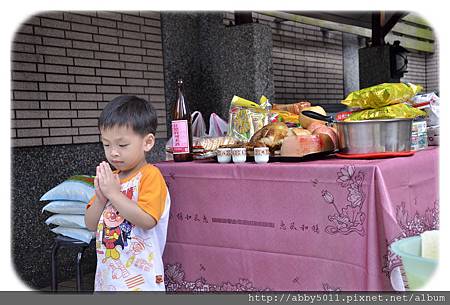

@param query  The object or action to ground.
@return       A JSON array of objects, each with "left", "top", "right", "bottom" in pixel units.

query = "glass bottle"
[{"left": 171, "top": 79, "right": 193, "bottom": 162}]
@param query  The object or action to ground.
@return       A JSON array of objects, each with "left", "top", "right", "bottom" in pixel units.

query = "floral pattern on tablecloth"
[
  {"left": 322, "top": 283, "right": 342, "bottom": 292},
  {"left": 321, "top": 165, "right": 366, "bottom": 236},
  {"left": 382, "top": 200, "right": 439, "bottom": 280},
  {"left": 164, "top": 263, "right": 270, "bottom": 292},
  {"left": 164, "top": 262, "right": 344, "bottom": 292}
]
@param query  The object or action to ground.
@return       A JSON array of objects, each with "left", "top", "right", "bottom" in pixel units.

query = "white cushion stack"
[{"left": 40, "top": 175, "right": 96, "bottom": 244}]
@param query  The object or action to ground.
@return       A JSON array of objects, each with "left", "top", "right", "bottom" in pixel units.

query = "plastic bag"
[
  {"left": 192, "top": 111, "right": 207, "bottom": 137},
  {"left": 428, "top": 98, "right": 440, "bottom": 126},
  {"left": 40, "top": 175, "right": 94, "bottom": 203},
  {"left": 341, "top": 83, "right": 422, "bottom": 109},
  {"left": 411, "top": 92, "right": 440, "bottom": 126},
  {"left": 45, "top": 214, "right": 86, "bottom": 229},
  {"left": 42, "top": 201, "right": 88, "bottom": 214},
  {"left": 228, "top": 95, "right": 270, "bottom": 142},
  {"left": 194, "top": 136, "right": 238, "bottom": 151},
  {"left": 344, "top": 103, "right": 426, "bottom": 121},
  {"left": 51, "top": 226, "right": 95, "bottom": 243},
  {"left": 209, "top": 113, "right": 228, "bottom": 137}
]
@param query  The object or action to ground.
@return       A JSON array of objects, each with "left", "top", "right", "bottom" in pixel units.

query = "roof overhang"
[{"left": 256, "top": 11, "right": 435, "bottom": 53}]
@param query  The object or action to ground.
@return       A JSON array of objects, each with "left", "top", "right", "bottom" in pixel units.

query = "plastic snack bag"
[
  {"left": 411, "top": 92, "right": 440, "bottom": 127},
  {"left": 228, "top": 95, "right": 270, "bottom": 142},
  {"left": 341, "top": 83, "right": 422, "bottom": 109},
  {"left": 344, "top": 103, "right": 426, "bottom": 121}
]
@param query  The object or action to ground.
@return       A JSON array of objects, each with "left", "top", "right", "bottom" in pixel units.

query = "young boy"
[{"left": 85, "top": 95, "right": 170, "bottom": 291}]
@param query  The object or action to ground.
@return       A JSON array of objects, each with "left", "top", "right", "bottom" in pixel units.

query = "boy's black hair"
[{"left": 99, "top": 95, "right": 158, "bottom": 136}]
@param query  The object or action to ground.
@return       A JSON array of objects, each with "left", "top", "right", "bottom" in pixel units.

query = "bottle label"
[{"left": 172, "top": 120, "right": 190, "bottom": 154}]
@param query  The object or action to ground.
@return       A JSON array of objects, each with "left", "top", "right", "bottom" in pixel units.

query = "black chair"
[{"left": 51, "top": 235, "right": 93, "bottom": 292}]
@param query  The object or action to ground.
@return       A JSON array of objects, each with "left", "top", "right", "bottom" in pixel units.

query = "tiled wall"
[
  {"left": 400, "top": 48, "right": 439, "bottom": 93},
  {"left": 425, "top": 42, "right": 439, "bottom": 93},
  {"left": 401, "top": 50, "right": 427, "bottom": 90},
  {"left": 224, "top": 12, "right": 344, "bottom": 106},
  {"left": 256, "top": 13, "right": 344, "bottom": 106},
  {"left": 225, "top": 12, "right": 439, "bottom": 107},
  {"left": 11, "top": 11, "right": 167, "bottom": 148}
]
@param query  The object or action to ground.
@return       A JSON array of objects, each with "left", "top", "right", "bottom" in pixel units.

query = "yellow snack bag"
[
  {"left": 341, "top": 83, "right": 422, "bottom": 109},
  {"left": 228, "top": 95, "right": 270, "bottom": 142},
  {"left": 344, "top": 103, "right": 427, "bottom": 121}
]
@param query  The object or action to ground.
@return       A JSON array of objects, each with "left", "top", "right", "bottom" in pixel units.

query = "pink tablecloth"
[{"left": 155, "top": 147, "right": 439, "bottom": 291}]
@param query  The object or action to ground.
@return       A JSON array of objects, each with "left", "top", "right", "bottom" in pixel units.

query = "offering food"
[
  {"left": 306, "top": 121, "right": 324, "bottom": 133},
  {"left": 193, "top": 136, "right": 238, "bottom": 152},
  {"left": 298, "top": 106, "right": 327, "bottom": 128},
  {"left": 270, "top": 109, "right": 301, "bottom": 124},
  {"left": 312, "top": 125, "right": 337, "bottom": 143},
  {"left": 272, "top": 101, "right": 311, "bottom": 115},
  {"left": 287, "top": 127, "right": 311, "bottom": 136},
  {"left": 280, "top": 135, "right": 322, "bottom": 157},
  {"left": 228, "top": 95, "right": 270, "bottom": 142},
  {"left": 231, "top": 102, "right": 337, "bottom": 159},
  {"left": 280, "top": 124, "right": 338, "bottom": 157},
  {"left": 312, "top": 125, "right": 338, "bottom": 152},
  {"left": 245, "top": 122, "right": 289, "bottom": 153},
  {"left": 344, "top": 103, "right": 426, "bottom": 121},
  {"left": 341, "top": 82, "right": 422, "bottom": 109}
]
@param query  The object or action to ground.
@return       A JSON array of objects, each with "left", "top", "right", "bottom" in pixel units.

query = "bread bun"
[{"left": 299, "top": 106, "right": 326, "bottom": 129}]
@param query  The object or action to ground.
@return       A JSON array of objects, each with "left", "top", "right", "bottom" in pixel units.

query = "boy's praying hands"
[{"left": 96, "top": 161, "right": 121, "bottom": 200}]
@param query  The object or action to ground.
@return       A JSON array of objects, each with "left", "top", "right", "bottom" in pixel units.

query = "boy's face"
[{"left": 100, "top": 125, "right": 154, "bottom": 176}]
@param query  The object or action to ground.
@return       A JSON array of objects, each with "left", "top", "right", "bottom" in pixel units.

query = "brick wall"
[
  {"left": 425, "top": 42, "right": 439, "bottom": 93},
  {"left": 11, "top": 11, "right": 440, "bottom": 149},
  {"left": 257, "top": 14, "right": 344, "bottom": 106},
  {"left": 401, "top": 45, "right": 440, "bottom": 93},
  {"left": 224, "top": 12, "right": 344, "bottom": 106},
  {"left": 224, "top": 12, "right": 439, "bottom": 106},
  {"left": 401, "top": 50, "right": 427, "bottom": 90},
  {"left": 11, "top": 11, "right": 167, "bottom": 148}
]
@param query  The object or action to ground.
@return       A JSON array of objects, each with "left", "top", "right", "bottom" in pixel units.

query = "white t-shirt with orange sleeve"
[{"left": 87, "top": 164, "right": 170, "bottom": 291}]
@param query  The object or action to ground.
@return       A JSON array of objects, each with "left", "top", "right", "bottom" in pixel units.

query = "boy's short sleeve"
[{"left": 137, "top": 166, "right": 168, "bottom": 222}]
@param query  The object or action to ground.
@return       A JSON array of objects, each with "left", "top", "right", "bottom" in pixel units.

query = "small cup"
[
  {"left": 254, "top": 147, "right": 270, "bottom": 163},
  {"left": 232, "top": 147, "right": 247, "bottom": 163},
  {"left": 216, "top": 147, "right": 232, "bottom": 163}
]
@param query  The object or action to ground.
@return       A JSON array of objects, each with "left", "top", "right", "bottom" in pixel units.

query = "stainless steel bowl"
[
  {"left": 301, "top": 111, "right": 413, "bottom": 155},
  {"left": 335, "top": 118, "right": 413, "bottom": 154}
]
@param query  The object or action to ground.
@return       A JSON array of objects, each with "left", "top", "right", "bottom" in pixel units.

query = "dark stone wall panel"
[{"left": 12, "top": 139, "right": 166, "bottom": 289}]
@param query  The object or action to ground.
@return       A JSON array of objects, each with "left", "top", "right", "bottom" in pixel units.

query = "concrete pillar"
[
  {"left": 161, "top": 12, "right": 274, "bottom": 133},
  {"left": 219, "top": 23, "right": 274, "bottom": 114},
  {"left": 342, "top": 33, "right": 361, "bottom": 97},
  {"left": 359, "top": 45, "right": 400, "bottom": 89}
]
